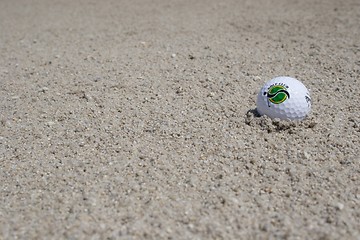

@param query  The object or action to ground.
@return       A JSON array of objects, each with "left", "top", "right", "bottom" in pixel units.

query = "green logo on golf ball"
[{"left": 264, "top": 85, "right": 290, "bottom": 104}]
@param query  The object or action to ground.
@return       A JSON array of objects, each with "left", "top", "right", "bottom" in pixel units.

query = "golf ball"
[{"left": 256, "top": 76, "right": 311, "bottom": 120}]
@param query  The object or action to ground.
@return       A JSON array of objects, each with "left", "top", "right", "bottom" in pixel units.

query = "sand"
[{"left": 0, "top": 0, "right": 359, "bottom": 239}]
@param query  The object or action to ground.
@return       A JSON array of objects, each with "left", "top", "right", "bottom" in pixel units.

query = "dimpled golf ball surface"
[{"left": 256, "top": 76, "right": 311, "bottom": 120}]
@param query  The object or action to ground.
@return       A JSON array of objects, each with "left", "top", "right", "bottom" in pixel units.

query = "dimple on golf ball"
[{"left": 256, "top": 76, "right": 311, "bottom": 120}]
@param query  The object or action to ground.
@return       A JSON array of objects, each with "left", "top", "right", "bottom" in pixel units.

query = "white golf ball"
[{"left": 256, "top": 76, "right": 311, "bottom": 120}]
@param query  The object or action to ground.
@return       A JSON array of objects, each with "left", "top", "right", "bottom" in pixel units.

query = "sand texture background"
[{"left": 1, "top": 0, "right": 360, "bottom": 239}]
